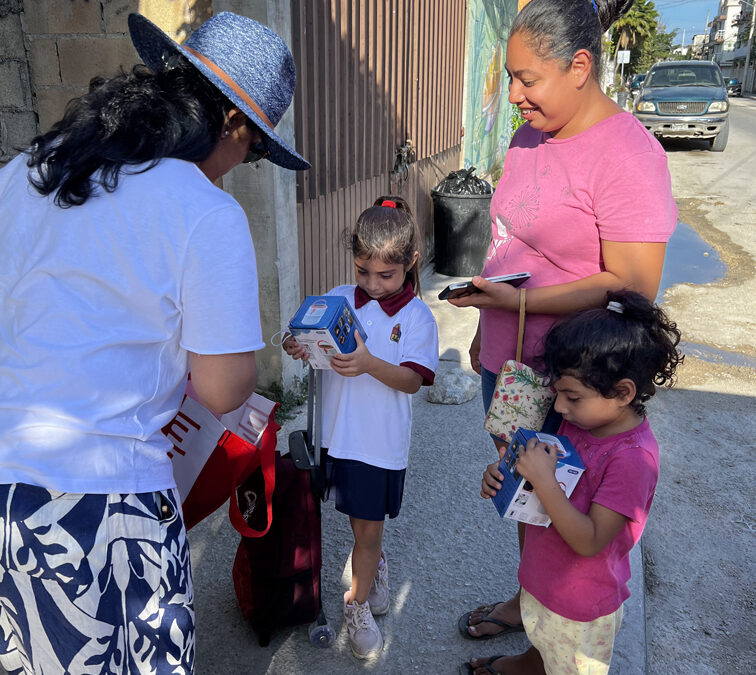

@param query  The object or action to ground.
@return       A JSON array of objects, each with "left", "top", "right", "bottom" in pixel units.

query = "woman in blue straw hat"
[{"left": 0, "top": 11, "right": 307, "bottom": 674}]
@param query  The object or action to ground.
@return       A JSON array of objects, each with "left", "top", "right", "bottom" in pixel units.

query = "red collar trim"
[{"left": 353, "top": 279, "right": 415, "bottom": 316}]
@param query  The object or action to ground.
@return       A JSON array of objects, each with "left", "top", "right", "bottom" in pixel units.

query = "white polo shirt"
[{"left": 321, "top": 284, "right": 438, "bottom": 470}]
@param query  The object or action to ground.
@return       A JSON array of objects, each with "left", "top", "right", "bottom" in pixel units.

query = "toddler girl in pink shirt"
[{"left": 465, "top": 290, "right": 682, "bottom": 675}]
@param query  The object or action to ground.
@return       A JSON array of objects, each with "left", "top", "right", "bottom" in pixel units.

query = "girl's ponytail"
[
  {"left": 346, "top": 194, "right": 423, "bottom": 296},
  {"left": 605, "top": 290, "right": 683, "bottom": 390}
]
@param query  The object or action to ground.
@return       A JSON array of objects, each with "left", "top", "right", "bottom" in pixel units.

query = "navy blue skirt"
[{"left": 323, "top": 451, "right": 406, "bottom": 521}]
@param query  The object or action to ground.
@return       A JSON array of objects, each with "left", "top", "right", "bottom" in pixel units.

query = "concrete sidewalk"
[{"left": 190, "top": 267, "right": 647, "bottom": 674}]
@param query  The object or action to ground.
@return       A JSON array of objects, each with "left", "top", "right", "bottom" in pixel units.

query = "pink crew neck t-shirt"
[
  {"left": 479, "top": 112, "right": 677, "bottom": 372},
  {"left": 518, "top": 419, "right": 660, "bottom": 621}
]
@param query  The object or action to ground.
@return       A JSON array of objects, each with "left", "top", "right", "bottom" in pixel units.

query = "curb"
[{"left": 607, "top": 540, "right": 647, "bottom": 674}]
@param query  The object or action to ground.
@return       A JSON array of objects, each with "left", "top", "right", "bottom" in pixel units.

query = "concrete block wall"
[
  {"left": 216, "top": 0, "right": 303, "bottom": 393},
  {"left": 0, "top": 0, "right": 212, "bottom": 163},
  {"left": 0, "top": 2, "right": 36, "bottom": 163}
]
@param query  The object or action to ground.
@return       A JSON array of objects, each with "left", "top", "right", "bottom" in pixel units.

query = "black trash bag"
[{"left": 432, "top": 167, "right": 492, "bottom": 195}]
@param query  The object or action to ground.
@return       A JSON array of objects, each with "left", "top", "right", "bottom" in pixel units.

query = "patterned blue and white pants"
[{"left": 0, "top": 484, "right": 194, "bottom": 674}]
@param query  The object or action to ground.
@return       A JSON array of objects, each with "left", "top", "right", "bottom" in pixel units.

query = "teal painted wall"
[{"left": 463, "top": 0, "right": 518, "bottom": 185}]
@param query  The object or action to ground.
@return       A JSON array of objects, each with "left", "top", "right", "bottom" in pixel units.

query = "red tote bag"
[{"left": 162, "top": 391, "right": 279, "bottom": 536}]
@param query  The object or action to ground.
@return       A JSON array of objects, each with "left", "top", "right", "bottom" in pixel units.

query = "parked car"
[
  {"left": 633, "top": 60, "right": 729, "bottom": 152},
  {"left": 726, "top": 77, "right": 742, "bottom": 97},
  {"left": 629, "top": 72, "right": 647, "bottom": 96}
]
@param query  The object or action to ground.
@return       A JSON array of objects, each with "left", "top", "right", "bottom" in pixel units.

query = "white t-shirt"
[
  {"left": 321, "top": 285, "right": 439, "bottom": 470},
  {"left": 0, "top": 156, "right": 264, "bottom": 493}
]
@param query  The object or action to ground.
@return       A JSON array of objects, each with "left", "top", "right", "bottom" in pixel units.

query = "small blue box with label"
[
  {"left": 289, "top": 296, "right": 368, "bottom": 370},
  {"left": 491, "top": 429, "right": 585, "bottom": 527}
]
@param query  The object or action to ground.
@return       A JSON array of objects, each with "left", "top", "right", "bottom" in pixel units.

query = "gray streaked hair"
[{"left": 510, "top": 0, "right": 634, "bottom": 77}]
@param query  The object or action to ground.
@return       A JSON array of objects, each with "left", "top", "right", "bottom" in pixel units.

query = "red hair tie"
[{"left": 381, "top": 200, "right": 397, "bottom": 208}]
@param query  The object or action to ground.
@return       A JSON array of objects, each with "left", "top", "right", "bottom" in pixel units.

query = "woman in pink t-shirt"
[
  {"left": 464, "top": 291, "right": 682, "bottom": 674},
  {"left": 451, "top": 0, "right": 678, "bottom": 653}
]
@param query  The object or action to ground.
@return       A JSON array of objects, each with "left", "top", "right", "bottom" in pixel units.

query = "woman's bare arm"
[
  {"left": 449, "top": 241, "right": 667, "bottom": 314},
  {"left": 188, "top": 351, "right": 257, "bottom": 414}
]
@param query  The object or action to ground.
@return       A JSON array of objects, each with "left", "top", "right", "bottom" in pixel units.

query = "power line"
[{"left": 655, "top": 0, "right": 714, "bottom": 7}]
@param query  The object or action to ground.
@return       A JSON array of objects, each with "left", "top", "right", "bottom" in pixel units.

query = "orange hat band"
[{"left": 182, "top": 45, "right": 274, "bottom": 130}]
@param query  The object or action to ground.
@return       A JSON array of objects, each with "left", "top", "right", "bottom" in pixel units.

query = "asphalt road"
[{"left": 643, "top": 95, "right": 756, "bottom": 675}]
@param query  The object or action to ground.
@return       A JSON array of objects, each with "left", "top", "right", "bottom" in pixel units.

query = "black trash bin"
[{"left": 432, "top": 190, "right": 492, "bottom": 277}]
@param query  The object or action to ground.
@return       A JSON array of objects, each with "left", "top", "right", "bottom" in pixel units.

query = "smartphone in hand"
[{"left": 438, "top": 272, "right": 530, "bottom": 301}]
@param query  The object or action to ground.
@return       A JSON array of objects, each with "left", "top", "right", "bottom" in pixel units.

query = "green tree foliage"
[
  {"left": 607, "top": 0, "right": 682, "bottom": 76},
  {"left": 632, "top": 28, "right": 679, "bottom": 73},
  {"left": 510, "top": 105, "right": 526, "bottom": 138},
  {"left": 611, "top": 0, "right": 659, "bottom": 50}
]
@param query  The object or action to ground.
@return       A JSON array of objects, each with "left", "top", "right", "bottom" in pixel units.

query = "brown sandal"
[
  {"left": 458, "top": 655, "right": 509, "bottom": 674},
  {"left": 457, "top": 603, "right": 525, "bottom": 640}
]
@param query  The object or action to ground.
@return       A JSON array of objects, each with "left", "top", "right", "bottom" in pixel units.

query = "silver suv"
[{"left": 633, "top": 60, "right": 729, "bottom": 152}]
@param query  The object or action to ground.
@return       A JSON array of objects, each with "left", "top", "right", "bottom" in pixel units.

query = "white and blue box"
[
  {"left": 491, "top": 429, "right": 585, "bottom": 527},
  {"left": 289, "top": 296, "right": 368, "bottom": 370}
]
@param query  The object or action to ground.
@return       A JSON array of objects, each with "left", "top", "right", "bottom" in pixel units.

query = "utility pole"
[
  {"left": 743, "top": 0, "right": 755, "bottom": 93},
  {"left": 704, "top": 10, "right": 711, "bottom": 59}
]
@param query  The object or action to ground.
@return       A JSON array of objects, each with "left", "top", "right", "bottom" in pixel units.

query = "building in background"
[
  {"left": 707, "top": 0, "right": 742, "bottom": 61},
  {"left": 689, "top": 33, "right": 708, "bottom": 59},
  {"left": 704, "top": 0, "right": 754, "bottom": 92},
  {"left": 728, "top": 0, "right": 755, "bottom": 92}
]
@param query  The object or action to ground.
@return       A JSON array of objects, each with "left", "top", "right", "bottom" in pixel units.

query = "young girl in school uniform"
[
  {"left": 283, "top": 195, "right": 439, "bottom": 659},
  {"left": 465, "top": 290, "right": 682, "bottom": 675}
]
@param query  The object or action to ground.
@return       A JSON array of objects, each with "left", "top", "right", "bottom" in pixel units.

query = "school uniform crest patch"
[{"left": 390, "top": 323, "right": 401, "bottom": 342}]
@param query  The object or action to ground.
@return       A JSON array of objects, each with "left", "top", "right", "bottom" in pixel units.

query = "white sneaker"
[
  {"left": 343, "top": 590, "right": 384, "bottom": 659},
  {"left": 367, "top": 552, "right": 390, "bottom": 616}
]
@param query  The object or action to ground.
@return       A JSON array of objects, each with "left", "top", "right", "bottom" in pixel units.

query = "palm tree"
[{"left": 612, "top": 0, "right": 659, "bottom": 51}]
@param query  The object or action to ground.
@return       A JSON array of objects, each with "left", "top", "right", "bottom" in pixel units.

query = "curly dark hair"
[
  {"left": 25, "top": 55, "right": 236, "bottom": 207},
  {"left": 540, "top": 290, "right": 683, "bottom": 416}
]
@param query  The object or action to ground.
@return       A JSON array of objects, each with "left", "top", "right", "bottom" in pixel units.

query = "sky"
[{"left": 655, "top": 0, "right": 721, "bottom": 45}]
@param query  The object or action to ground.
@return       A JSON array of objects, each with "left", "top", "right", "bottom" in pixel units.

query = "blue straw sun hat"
[{"left": 128, "top": 11, "right": 310, "bottom": 171}]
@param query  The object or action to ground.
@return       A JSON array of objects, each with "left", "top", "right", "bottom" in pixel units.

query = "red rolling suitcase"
[{"left": 232, "top": 368, "right": 335, "bottom": 648}]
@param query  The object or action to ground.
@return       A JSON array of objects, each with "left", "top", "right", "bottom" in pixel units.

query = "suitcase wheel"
[
  {"left": 257, "top": 632, "right": 272, "bottom": 648},
  {"left": 308, "top": 611, "right": 335, "bottom": 648}
]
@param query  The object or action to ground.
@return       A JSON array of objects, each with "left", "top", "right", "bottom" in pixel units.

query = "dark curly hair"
[
  {"left": 540, "top": 290, "right": 683, "bottom": 416},
  {"left": 25, "top": 55, "right": 238, "bottom": 207},
  {"left": 343, "top": 194, "right": 423, "bottom": 296}
]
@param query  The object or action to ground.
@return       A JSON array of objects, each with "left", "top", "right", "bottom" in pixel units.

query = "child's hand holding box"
[
  {"left": 491, "top": 429, "right": 585, "bottom": 527},
  {"left": 288, "top": 296, "right": 368, "bottom": 370}
]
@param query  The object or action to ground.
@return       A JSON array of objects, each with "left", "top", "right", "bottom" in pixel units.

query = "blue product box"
[
  {"left": 289, "top": 296, "right": 368, "bottom": 370},
  {"left": 491, "top": 429, "right": 585, "bottom": 527}
]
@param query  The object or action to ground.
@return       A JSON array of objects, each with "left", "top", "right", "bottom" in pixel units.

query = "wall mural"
[{"left": 464, "top": 0, "right": 518, "bottom": 185}]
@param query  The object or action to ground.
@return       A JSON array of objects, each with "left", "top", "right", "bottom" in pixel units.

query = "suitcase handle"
[
  {"left": 289, "top": 367, "right": 326, "bottom": 502},
  {"left": 313, "top": 369, "right": 322, "bottom": 467},
  {"left": 304, "top": 367, "right": 323, "bottom": 466}
]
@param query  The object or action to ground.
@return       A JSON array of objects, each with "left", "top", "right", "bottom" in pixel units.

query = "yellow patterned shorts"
[{"left": 520, "top": 589, "right": 623, "bottom": 675}]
